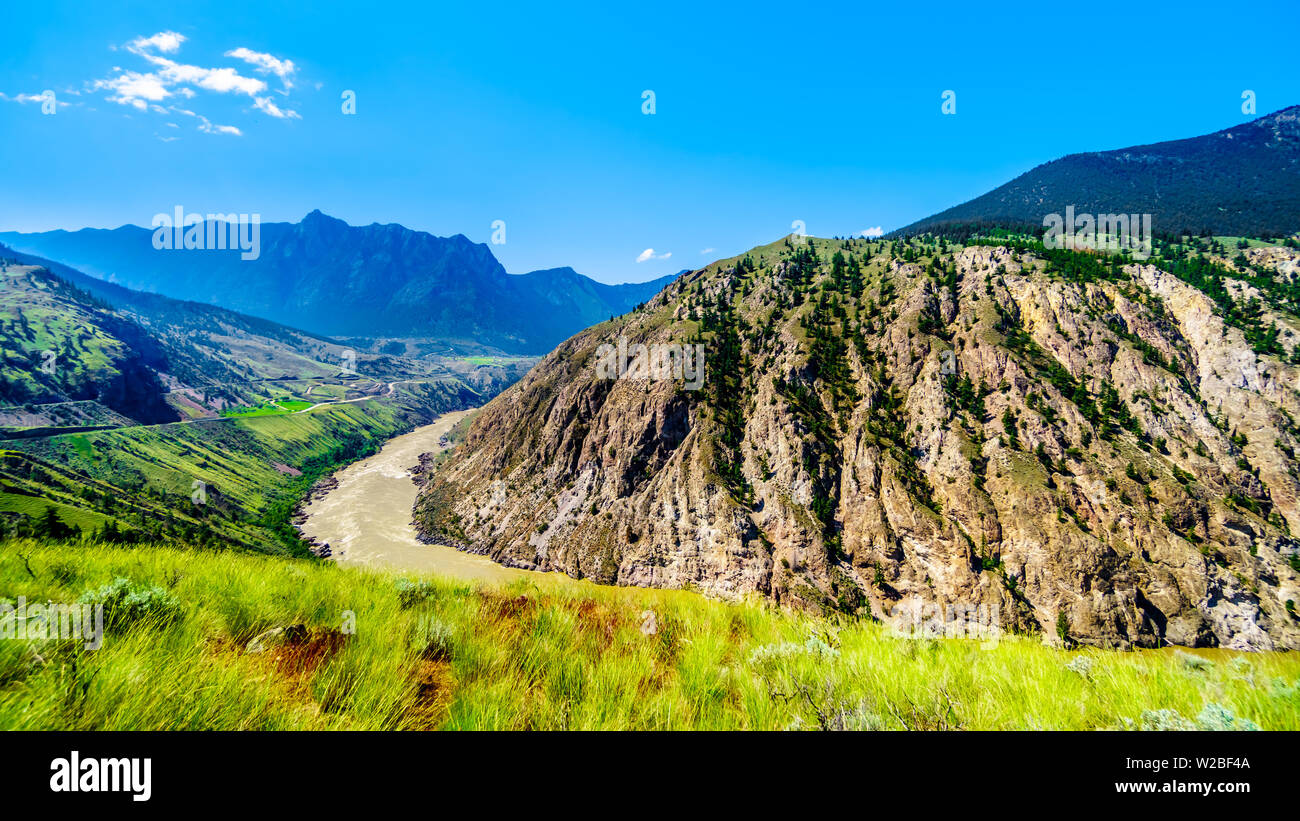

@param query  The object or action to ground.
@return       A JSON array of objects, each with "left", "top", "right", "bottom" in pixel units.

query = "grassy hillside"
[
  {"left": 0, "top": 380, "right": 479, "bottom": 553},
  {"left": 1, "top": 539, "right": 1296, "bottom": 730},
  {"left": 0, "top": 262, "right": 174, "bottom": 423},
  {"left": 0, "top": 249, "right": 527, "bottom": 553},
  {"left": 0, "top": 253, "right": 525, "bottom": 433}
]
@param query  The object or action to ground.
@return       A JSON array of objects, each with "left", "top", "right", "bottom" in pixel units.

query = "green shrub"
[
  {"left": 77, "top": 577, "right": 180, "bottom": 630},
  {"left": 414, "top": 616, "right": 455, "bottom": 660},
  {"left": 395, "top": 578, "right": 437, "bottom": 609},
  {"left": 1065, "top": 656, "right": 1093, "bottom": 678},
  {"left": 1056, "top": 611, "right": 1071, "bottom": 646}
]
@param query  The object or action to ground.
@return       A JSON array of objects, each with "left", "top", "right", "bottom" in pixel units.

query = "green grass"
[
  {"left": 1213, "top": 236, "right": 1286, "bottom": 250},
  {"left": 455, "top": 355, "right": 532, "bottom": 367},
  {"left": 0, "top": 266, "right": 132, "bottom": 403},
  {"left": 3, "top": 378, "right": 476, "bottom": 555},
  {"left": 2, "top": 538, "right": 1296, "bottom": 730},
  {"left": 0, "top": 494, "right": 109, "bottom": 532},
  {"left": 219, "top": 398, "right": 313, "bottom": 418},
  {"left": 3, "top": 396, "right": 437, "bottom": 549}
]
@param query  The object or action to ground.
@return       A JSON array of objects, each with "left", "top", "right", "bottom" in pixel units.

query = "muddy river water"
[{"left": 297, "top": 409, "right": 545, "bottom": 584}]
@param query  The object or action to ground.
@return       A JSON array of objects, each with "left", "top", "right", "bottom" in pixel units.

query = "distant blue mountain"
[{"left": 0, "top": 210, "right": 677, "bottom": 354}]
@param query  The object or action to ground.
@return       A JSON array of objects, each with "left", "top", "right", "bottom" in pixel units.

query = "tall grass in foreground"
[{"left": 1, "top": 538, "right": 1297, "bottom": 730}]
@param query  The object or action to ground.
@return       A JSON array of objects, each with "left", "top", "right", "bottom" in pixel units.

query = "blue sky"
[{"left": 1, "top": 0, "right": 1296, "bottom": 284}]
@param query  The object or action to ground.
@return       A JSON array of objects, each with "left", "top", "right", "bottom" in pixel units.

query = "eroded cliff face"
[{"left": 415, "top": 236, "right": 1300, "bottom": 650}]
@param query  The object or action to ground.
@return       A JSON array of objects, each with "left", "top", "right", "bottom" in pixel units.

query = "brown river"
[{"left": 297, "top": 410, "right": 545, "bottom": 584}]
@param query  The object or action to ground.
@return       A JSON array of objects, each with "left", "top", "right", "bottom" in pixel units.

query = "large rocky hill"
[{"left": 415, "top": 234, "right": 1300, "bottom": 651}]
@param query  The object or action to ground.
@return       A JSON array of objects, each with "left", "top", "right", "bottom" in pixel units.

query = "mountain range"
[
  {"left": 0, "top": 211, "right": 676, "bottom": 354},
  {"left": 895, "top": 105, "right": 1300, "bottom": 239}
]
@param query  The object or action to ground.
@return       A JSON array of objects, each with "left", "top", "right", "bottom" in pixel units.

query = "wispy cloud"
[
  {"left": 861, "top": 226, "right": 884, "bottom": 238},
  {"left": 699, "top": 247, "right": 715, "bottom": 255},
  {"left": 253, "top": 95, "right": 298, "bottom": 119},
  {"left": 199, "top": 119, "right": 242, "bottom": 136},
  {"left": 0, "top": 90, "right": 73, "bottom": 111},
  {"left": 92, "top": 70, "right": 169, "bottom": 109},
  {"left": 81, "top": 31, "right": 300, "bottom": 134},
  {"left": 131, "top": 31, "right": 185, "bottom": 53},
  {"left": 169, "top": 105, "right": 242, "bottom": 136},
  {"left": 636, "top": 248, "right": 672, "bottom": 263},
  {"left": 226, "top": 48, "right": 297, "bottom": 91},
  {"left": 1, "top": 91, "right": 52, "bottom": 104}
]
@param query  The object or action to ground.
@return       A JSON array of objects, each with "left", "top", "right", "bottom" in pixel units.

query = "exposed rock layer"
[{"left": 416, "top": 237, "right": 1300, "bottom": 650}]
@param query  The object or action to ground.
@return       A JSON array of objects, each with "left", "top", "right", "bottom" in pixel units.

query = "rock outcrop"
[{"left": 415, "top": 236, "right": 1300, "bottom": 650}]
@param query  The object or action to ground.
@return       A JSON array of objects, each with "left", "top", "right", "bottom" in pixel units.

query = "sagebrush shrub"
[{"left": 78, "top": 577, "right": 180, "bottom": 630}]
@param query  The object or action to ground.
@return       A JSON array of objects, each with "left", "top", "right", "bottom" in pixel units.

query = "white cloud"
[
  {"left": 0, "top": 90, "right": 76, "bottom": 110},
  {"left": 226, "top": 47, "right": 297, "bottom": 89},
  {"left": 130, "top": 31, "right": 186, "bottom": 54},
  {"left": 138, "top": 55, "right": 267, "bottom": 97},
  {"left": 83, "top": 31, "right": 300, "bottom": 128},
  {"left": 198, "top": 118, "right": 241, "bottom": 136},
  {"left": 699, "top": 247, "right": 715, "bottom": 255},
  {"left": 636, "top": 248, "right": 672, "bottom": 263},
  {"left": 0, "top": 91, "right": 51, "bottom": 104},
  {"left": 91, "top": 70, "right": 170, "bottom": 107},
  {"left": 861, "top": 226, "right": 884, "bottom": 238},
  {"left": 253, "top": 95, "right": 300, "bottom": 119},
  {"left": 168, "top": 105, "right": 242, "bottom": 136}
]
